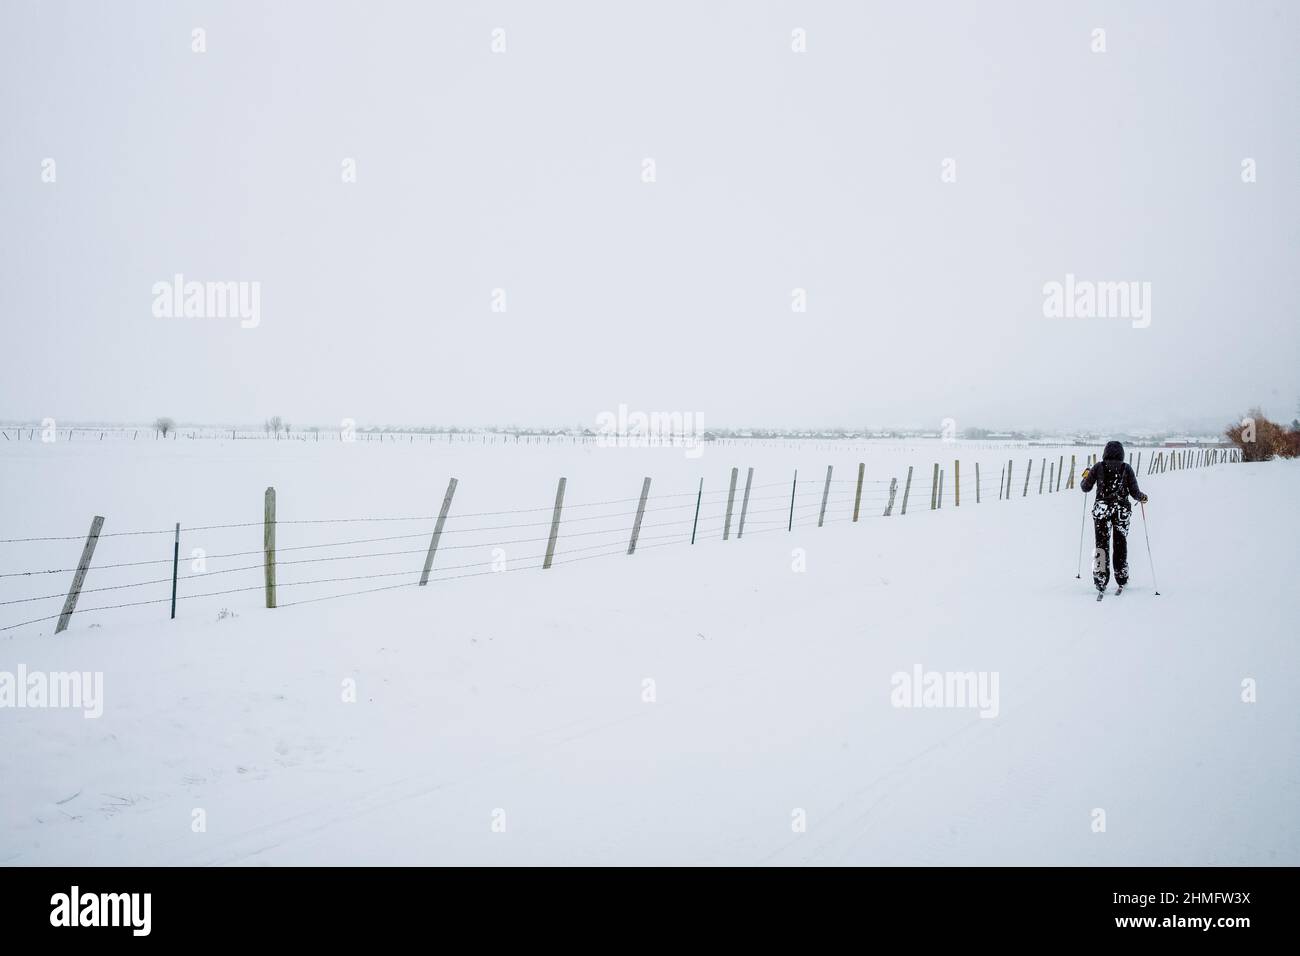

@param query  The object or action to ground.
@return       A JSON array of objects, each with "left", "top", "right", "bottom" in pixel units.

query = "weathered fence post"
[
  {"left": 1056, "top": 455, "right": 1064, "bottom": 491},
  {"left": 264, "top": 488, "right": 277, "bottom": 608},
  {"left": 938, "top": 469, "right": 944, "bottom": 508},
  {"left": 901, "top": 466, "right": 914, "bottom": 514},
  {"left": 627, "top": 476, "right": 652, "bottom": 554},
  {"left": 787, "top": 470, "right": 797, "bottom": 532},
  {"left": 930, "top": 463, "right": 939, "bottom": 510},
  {"left": 852, "top": 463, "right": 865, "bottom": 522},
  {"left": 1135, "top": 451, "right": 1142, "bottom": 475},
  {"left": 55, "top": 516, "right": 105, "bottom": 634},
  {"left": 954, "top": 460, "right": 961, "bottom": 507},
  {"left": 419, "top": 477, "right": 459, "bottom": 583},
  {"left": 542, "top": 477, "right": 566, "bottom": 569},
  {"left": 999, "top": 465, "right": 1005, "bottom": 500},
  {"left": 1048, "top": 461, "right": 1055, "bottom": 492},
  {"left": 884, "top": 477, "right": 898, "bottom": 516},
  {"left": 1022, "top": 459, "right": 1031, "bottom": 496},
  {"left": 1066, "top": 454, "right": 1076, "bottom": 490},
  {"left": 818, "top": 465, "right": 833, "bottom": 527},
  {"left": 170, "top": 523, "right": 180, "bottom": 620},
  {"left": 723, "top": 467, "right": 739, "bottom": 540},
  {"left": 691, "top": 478, "right": 704, "bottom": 544},
  {"left": 737, "top": 468, "right": 754, "bottom": 538},
  {"left": 975, "top": 462, "right": 981, "bottom": 503},
  {"left": 1005, "top": 459, "right": 1013, "bottom": 500}
]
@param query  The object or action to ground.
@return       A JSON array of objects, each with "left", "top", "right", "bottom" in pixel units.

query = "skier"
[{"left": 1079, "top": 441, "right": 1148, "bottom": 599}]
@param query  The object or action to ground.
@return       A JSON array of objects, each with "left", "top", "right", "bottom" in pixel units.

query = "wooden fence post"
[
  {"left": 1135, "top": 451, "right": 1142, "bottom": 475},
  {"left": 737, "top": 468, "right": 754, "bottom": 538},
  {"left": 975, "top": 462, "right": 981, "bottom": 503},
  {"left": 818, "top": 465, "right": 833, "bottom": 527},
  {"left": 938, "top": 469, "right": 944, "bottom": 508},
  {"left": 998, "top": 465, "right": 1005, "bottom": 500},
  {"left": 264, "top": 488, "right": 277, "bottom": 607},
  {"left": 627, "top": 476, "right": 652, "bottom": 554},
  {"left": 884, "top": 477, "right": 898, "bottom": 516},
  {"left": 787, "top": 470, "right": 797, "bottom": 532},
  {"left": 954, "top": 460, "right": 960, "bottom": 507},
  {"left": 419, "top": 477, "right": 459, "bottom": 584},
  {"left": 691, "top": 478, "right": 704, "bottom": 544},
  {"left": 55, "top": 516, "right": 105, "bottom": 634},
  {"left": 1023, "top": 459, "right": 1031, "bottom": 496},
  {"left": 1055, "top": 455, "right": 1063, "bottom": 491},
  {"left": 723, "top": 467, "right": 739, "bottom": 539},
  {"left": 542, "top": 477, "right": 567, "bottom": 569},
  {"left": 852, "top": 463, "right": 865, "bottom": 522},
  {"left": 901, "top": 466, "right": 914, "bottom": 514},
  {"left": 1048, "top": 461, "right": 1055, "bottom": 492},
  {"left": 927, "top": 463, "right": 937, "bottom": 509},
  {"left": 1066, "top": 454, "right": 1076, "bottom": 490},
  {"left": 1005, "top": 459, "right": 1013, "bottom": 500}
]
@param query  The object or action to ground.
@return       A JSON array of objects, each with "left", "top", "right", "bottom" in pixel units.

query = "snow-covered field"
[{"left": 1, "top": 440, "right": 1292, "bottom": 865}]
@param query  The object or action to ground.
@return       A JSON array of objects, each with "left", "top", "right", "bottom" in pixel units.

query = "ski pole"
[
  {"left": 1140, "top": 501, "right": 1160, "bottom": 595},
  {"left": 1075, "top": 488, "right": 1089, "bottom": 579}
]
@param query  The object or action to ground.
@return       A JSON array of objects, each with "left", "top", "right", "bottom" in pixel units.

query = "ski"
[{"left": 1095, "top": 591, "right": 1105, "bottom": 602}]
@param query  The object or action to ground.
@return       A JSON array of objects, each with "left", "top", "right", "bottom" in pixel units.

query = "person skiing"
[{"left": 1079, "top": 440, "right": 1148, "bottom": 598}]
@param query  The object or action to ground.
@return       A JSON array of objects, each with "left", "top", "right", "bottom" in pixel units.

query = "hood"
[{"left": 1103, "top": 440, "right": 1125, "bottom": 462}]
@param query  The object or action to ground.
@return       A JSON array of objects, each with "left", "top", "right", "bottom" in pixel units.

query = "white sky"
[{"left": 1, "top": 0, "right": 1296, "bottom": 432}]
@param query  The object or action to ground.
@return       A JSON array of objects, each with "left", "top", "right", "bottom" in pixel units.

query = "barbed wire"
[{"left": 0, "top": 455, "right": 1224, "bottom": 630}]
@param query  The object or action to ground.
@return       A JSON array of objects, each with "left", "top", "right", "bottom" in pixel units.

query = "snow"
[{"left": 1, "top": 439, "right": 1293, "bottom": 865}]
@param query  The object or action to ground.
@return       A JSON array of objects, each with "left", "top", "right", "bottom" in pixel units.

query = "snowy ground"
[{"left": 1, "top": 443, "right": 1293, "bottom": 865}]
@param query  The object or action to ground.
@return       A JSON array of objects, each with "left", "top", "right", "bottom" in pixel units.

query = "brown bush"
[{"left": 1224, "top": 408, "right": 1300, "bottom": 461}]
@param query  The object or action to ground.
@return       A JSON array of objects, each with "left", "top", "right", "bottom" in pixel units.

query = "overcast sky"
[{"left": 1, "top": 0, "right": 1296, "bottom": 433}]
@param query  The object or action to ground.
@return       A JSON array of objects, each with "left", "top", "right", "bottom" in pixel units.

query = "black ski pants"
[{"left": 1092, "top": 499, "right": 1131, "bottom": 590}]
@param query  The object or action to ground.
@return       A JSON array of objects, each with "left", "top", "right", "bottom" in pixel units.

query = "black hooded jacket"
[{"left": 1080, "top": 441, "right": 1145, "bottom": 505}]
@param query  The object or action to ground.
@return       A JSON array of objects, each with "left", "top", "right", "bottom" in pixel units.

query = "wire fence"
[{"left": 0, "top": 446, "right": 1239, "bottom": 634}]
